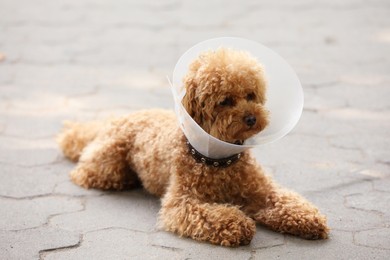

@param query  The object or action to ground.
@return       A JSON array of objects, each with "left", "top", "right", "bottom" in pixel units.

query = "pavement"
[{"left": 0, "top": 0, "right": 389, "bottom": 259}]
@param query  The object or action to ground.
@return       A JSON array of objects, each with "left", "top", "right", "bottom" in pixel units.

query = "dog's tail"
[{"left": 57, "top": 120, "right": 102, "bottom": 162}]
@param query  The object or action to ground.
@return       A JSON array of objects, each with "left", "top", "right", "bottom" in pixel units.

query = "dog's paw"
[
  {"left": 295, "top": 214, "right": 329, "bottom": 240},
  {"left": 255, "top": 206, "right": 329, "bottom": 240},
  {"left": 70, "top": 167, "right": 93, "bottom": 189},
  {"left": 214, "top": 217, "right": 256, "bottom": 247}
]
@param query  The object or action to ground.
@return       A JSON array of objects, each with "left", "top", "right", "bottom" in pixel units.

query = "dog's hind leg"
[
  {"left": 57, "top": 121, "right": 102, "bottom": 162},
  {"left": 70, "top": 135, "right": 138, "bottom": 190}
]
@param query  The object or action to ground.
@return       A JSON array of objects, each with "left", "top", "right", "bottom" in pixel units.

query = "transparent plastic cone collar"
[{"left": 170, "top": 37, "right": 303, "bottom": 159}]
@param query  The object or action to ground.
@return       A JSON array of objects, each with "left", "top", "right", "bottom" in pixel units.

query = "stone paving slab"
[
  {"left": 0, "top": 0, "right": 389, "bottom": 259},
  {"left": 0, "top": 227, "right": 80, "bottom": 260}
]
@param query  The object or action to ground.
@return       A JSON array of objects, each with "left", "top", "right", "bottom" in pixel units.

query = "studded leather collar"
[{"left": 186, "top": 140, "right": 241, "bottom": 168}]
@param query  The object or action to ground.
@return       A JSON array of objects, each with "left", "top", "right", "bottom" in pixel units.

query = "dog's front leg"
[
  {"left": 159, "top": 192, "right": 256, "bottom": 247},
  {"left": 253, "top": 186, "right": 329, "bottom": 239}
]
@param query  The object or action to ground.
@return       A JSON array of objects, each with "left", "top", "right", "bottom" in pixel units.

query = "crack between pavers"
[
  {"left": 306, "top": 80, "right": 340, "bottom": 89},
  {"left": 150, "top": 244, "right": 183, "bottom": 252},
  {"left": 0, "top": 133, "right": 61, "bottom": 140},
  {"left": 303, "top": 107, "right": 320, "bottom": 113},
  {"left": 0, "top": 193, "right": 53, "bottom": 201},
  {"left": 6, "top": 51, "right": 177, "bottom": 66},
  {"left": 247, "top": 250, "right": 256, "bottom": 260},
  {"left": 1, "top": 196, "right": 86, "bottom": 233},
  {"left": 39, "top": 233, "right": 84, "bottom": 260},
  {"left": 343, "top": 194, "right": 386, "bottom": 217},
  {"left": 352, "top": 229, "right": 390, "bottom": 251},
  {"left": 372, "top": 187, "right": 390, "bottom": 194},
  {"left": 306, "top": 178, "right": 374, "bottom": 195},
  {"left": 353, "top": 242, "right": 390, "bottom": 251},
  {"left": 377, "top": 160, "right": 390, "bottom": 166},
  {"left": 250, "top": 242, "right": 285, "bottom": 251},
  {"left": 0, "top": 192, "right": 84, "bottom": 201},
  {"left": 327, "top": 139, "right": 367, "bottom": 159},
  {"left": 65, "top": 85, "right": 100, "bottom": 99},
  {"left": 0, "top": 156, "right": 67, "bottom": 169},
  {"left": 45, "top": 197, "right": 87, "bottom": 227},
  {"left": 73, "top": 105, "right": 136, "bottom": 113},
  {"left": 345, "top": 206, "right": 385, "bottom": 217},
  {"left": 288, "top": 131, "right": 326, "bottom": 138},
  {"left": 83, "top": 226, "right": 150, "bottom": 235},
  {"left": 331, "top": 228, "right": 357, "bottom": 233},
  {"left": 1, "top": 103, "right": 67, "bottom": 113},
  {"left": 329, "top": 143, "right": 362, "bottom": 152}
]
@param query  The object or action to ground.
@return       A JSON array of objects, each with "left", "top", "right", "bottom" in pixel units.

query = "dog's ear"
[
  {"left": 182, "top": 74, "right": 203, "bottom": 125},
  {"left": 182, "top": 59, "right": 204, "bottom": 125},
  {"left": 249, "top": 64, "right": 267, "bottom": 105},
  {"left": 256, "top": 75, "right": 267, "bottom": 105}
]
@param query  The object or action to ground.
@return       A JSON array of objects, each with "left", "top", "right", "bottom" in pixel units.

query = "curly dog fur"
[{"left": 57, "top": 48, "right": 329, "bottom": 246}]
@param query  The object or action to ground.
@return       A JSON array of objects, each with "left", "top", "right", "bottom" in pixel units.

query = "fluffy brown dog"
[{"left": 58, "top": 48, "right": 329, "bottom": 246}]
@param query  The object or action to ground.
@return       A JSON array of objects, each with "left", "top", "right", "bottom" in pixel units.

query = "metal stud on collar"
[{"left": 186, "top": 139, "right": 242, "bottom": 168}]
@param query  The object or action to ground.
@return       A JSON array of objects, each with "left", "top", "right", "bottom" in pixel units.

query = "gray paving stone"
[
  {"left": 255, "top": 133, "right": 364, "bottom": 169},
  {"left": 44, "top": 228, "right": 181, "bottom": 260},
  {"left": 0, "top": 164, "right": 68, "bottom": 198},
  {"left": 67, "top": 86, "right": 172, "bottom": 112},
  {"left": 0, "top": 196, "right": 83, "bottom": 231},
  {"left": 255, "top": 230, "right": 389, "bottom": 260},
  {"left": 149, "top": 231, "right": 251, "bottom": 260},
  {"left": 311, "top": 190, "right": 385, "bottom": 232},
  {"left": 0, "top": 137, "right": 60, "bottom": 167},
  {"left": 2, "top": 65, "right": 98, "bottom": 97},
  {"left": 1, "top": 112, "right": 64, "bottom": 139},
  {"left": 307, "top": 84, "right": 390, "bottom": 111},
  {"left": 244, "top": 226, "right": 285, "bottom": 250},
  {"left": 0, "top": 52, "right": 5, "bottom": 62},
  {"left": 292, "top": 110, "right": 366, "bottom": 137},
  {"left": 0, "top": 122, "right": 5, "bottom": 134},
  {"left": 354, "top": 228, "right": 390, "bottom": 250},
  {"left": 261, "top": 161, "right": 375, "bottom": 195},
  {"left": 0, "top": 227, "right": 80, "bottom": 260},
  {"left": 345, "top": 191, "right": 390, "bottom": 218},
  {"left": 0, "top": 85, "right": 68, "bottom": 112},
  {"left": 373, "top": 177, "right": 390, "bottom": 192},
  {"left": 50, "top": 191, "right": 160, "bottom": 233},
  {"left": 54, "top": 179, "right": 105, "bottom": 197}
]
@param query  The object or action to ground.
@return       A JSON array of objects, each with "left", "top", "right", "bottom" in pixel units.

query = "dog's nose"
[{"left": 244, "top": 115, "right": 256, "bottom": 126}]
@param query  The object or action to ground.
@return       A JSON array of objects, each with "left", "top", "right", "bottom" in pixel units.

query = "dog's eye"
[
  {"left": 247, "top": 93, "right": 256, "bottom": 101},
  {"left": 220, "top": 97, "right": 234, "bottom": 106}
]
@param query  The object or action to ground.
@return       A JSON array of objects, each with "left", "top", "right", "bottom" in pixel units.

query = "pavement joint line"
[
  {"left": 248, "top": 250, "right": 256, "bottom": 260},
  {"left": 352, "top": 229, "right": 390, "bottom": 251},
  {"left": 149, "top": 244, "right": 183, "bottom": 252},
  {"left": 305, "top": 80, "right": 340, "bottom": 88},
  {"left": 0, "top": 193, "right": 58, "bottom": 201},
  {"left": 377, "top": 160, "right": 390, "bottom": 166},
  {"left": 304, "top": 178, "right": 375, "bottom": 196},
  {"left": 343, "top": 202, "right": 385, "bottom": 218},
  {"left": 83, "top": 226, "right": 151, "bottom": 235},
  {"left": 38, "top": 233, "right": 83, "bottom": 260},
  {"left": 65, "top": 85, "right": 100, "bottom": 98},
  {"left": 246, "top": 242, "right": 286, "bottom": 251},
  {"left": 0, "top": 156, "right": 67, "bottom": 169},
  {"left": 0, "top": 134, "right": 60, "bottom": 140},
  {"left": 1, "top": 196, "right": 85, "bottom": 232}
]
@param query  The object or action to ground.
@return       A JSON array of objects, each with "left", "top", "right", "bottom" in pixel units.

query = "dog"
[{"left": 58, "top": 48, "right": 329, "bottom": 246}]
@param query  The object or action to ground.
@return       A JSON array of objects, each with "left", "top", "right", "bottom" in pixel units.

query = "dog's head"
[{"left": 182, "top": 48, "right": 269, "bottom": 145}]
